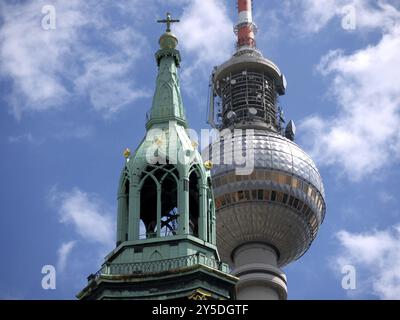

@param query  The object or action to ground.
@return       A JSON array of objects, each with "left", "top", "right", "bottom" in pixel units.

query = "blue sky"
[{"left": 0, "top": 0, "right": 399, "bottom": 300}]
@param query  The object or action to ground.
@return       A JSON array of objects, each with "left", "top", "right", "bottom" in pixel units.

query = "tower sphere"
[
  {"left": 209, "top": 130, "right": 326, "bottom": 267},
  {"left": 159, "top": 32, "right": 178, "bottom": 49}
]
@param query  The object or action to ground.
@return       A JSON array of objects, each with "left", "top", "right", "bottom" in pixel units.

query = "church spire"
[
  {"left": 77, "top": 13, "right": 238, "bottom": 300},
  {"left": 146, "top": 13, "right": 187, "bottom": 130}
]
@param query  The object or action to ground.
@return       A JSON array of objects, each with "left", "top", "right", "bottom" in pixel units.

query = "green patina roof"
[{"left": 146, "top": 33, "right": 187, "bottom": 130}]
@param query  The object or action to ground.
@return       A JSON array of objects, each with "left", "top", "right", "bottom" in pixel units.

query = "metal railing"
[{"left": 94, "top": 253, "right": 229, "bottom": 279}]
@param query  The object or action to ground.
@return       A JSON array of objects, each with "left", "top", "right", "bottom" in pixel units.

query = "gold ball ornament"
[
  {"left": 123, "top": 148, "right": 131, "bottom": 158},
  {"left": 204, "top": 160, "right": 213, "bottom": 170}
]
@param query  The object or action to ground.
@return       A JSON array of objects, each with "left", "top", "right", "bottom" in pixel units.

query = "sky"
[{"left": 0, "top": 0, "right": 399, "bottom": 300}]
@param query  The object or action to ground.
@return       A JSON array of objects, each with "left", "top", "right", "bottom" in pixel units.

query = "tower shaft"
[{"left": 233, "top": 243, "right": 287, "bottom": 300}]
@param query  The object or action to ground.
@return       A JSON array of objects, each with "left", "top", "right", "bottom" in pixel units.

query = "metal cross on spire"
[{"left": 157, "top": 12, "right": 180, "bottom": 33}]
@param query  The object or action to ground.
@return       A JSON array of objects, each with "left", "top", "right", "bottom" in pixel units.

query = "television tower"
[{"left": 207, "top": 0, "right": 326, "bottom": 300}]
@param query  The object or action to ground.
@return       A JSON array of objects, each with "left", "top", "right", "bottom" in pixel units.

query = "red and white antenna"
[{"left": 235, "top": 0, "right": 257, "bottom": 49}]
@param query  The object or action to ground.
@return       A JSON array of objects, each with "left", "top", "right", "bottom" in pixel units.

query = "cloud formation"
[
  {"left": 0, "top": 0, "right": 150, "bottom": 119},
  {"left": 50, "top": 187, "right": 114, "bottom": 247},
  {"left": 335, "top": 225, "right": 400, "bottom": 299},
  {"left": 0, "top": 0, "right": 235, "bottom": 118},
  {"left": 174, "top": 0, "right": 234, "bottom": 95},
  {"left": 297, "top": 1, "right": 400, "bottom": 180},
  {"left": 7, "top": 133, "right": 44, "bottom": 145},
  {"left": 300, "top": 23, "right": 400, "bottom": 180},
  {"left": 57, "top": 241, "right": 76, "bottom": 273},
  {"left": 283, "top": 0, "right": 400, "bottom": 33}
]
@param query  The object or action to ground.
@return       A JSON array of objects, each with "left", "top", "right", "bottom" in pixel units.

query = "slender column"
[
  {"left": 128, "top": 186, "right": 140, "bottom": 241},
  {"left": 210, "top": 197, "right": 216, "bottom": 245},
  {"left": 156, "top": 186, "right": 161, "bottom": 237},
  {"left": 133, "top": 190, "right": 140, "bottom": 240},
  {"left": 232, "top": 243, "right": 288, "bottom": 300},
  {"left": 180, "top": 178, "right": 189, "bottom": 235},
  {"left": 198, "top": 185, "right": 208, "bottom": 241},
  {"left": 116, "top": 193, "right": 128, "bottom": 245},
  {"left": 176, "top": 177, "right": 181, "bottom": 236}
]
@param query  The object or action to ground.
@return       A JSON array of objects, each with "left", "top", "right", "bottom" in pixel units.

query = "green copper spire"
[
  {"left": 77, "top": 14, "right": 237, "bottom": 300},
  {"left": 146, "top": 15, "right": 187, "bottom": 129}
]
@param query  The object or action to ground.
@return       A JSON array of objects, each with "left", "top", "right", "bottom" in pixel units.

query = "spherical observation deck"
[{"left": 209, "top": 130, "right": 326, "bottom": 267}]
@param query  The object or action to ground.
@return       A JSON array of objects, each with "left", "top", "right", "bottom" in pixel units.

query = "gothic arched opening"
[
  {"left": 160, "top": 171, "right": 178, "bottom": 237},
  {"left": 139, "top": 164, "right": 180, "bottom": 239},
  {"left": 140, "top": 175, "right": 157, "bottom": 239}
]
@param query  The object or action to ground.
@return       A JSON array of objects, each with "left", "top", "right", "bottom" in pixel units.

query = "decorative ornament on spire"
[
  {"left": 204, "top": 160, "right": 213, "bottom": 170},
  {"left": 123, "top": 148, "right": 131, "bottom": 163},
  {"left": 157, "top": 12, "right": 180, "bottom": 50},
  {"left": 157, "top": 12, "right": 180, "bottom": 33}
]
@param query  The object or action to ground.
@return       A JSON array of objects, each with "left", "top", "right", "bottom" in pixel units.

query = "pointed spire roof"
[{"left": 146, "top": 14, "right": 187, "bottom": 130}]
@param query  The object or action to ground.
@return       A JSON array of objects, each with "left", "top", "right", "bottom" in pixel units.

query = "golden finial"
[
  {"left": 157, "top": 12, "right": 180, "bottom": 49},
  {"left": 191, "top": 140, "right": 199, "bottom": 149},
  {"left": 123, "top": 148, "right": 131, "bottom": 158},
  {"left": 204, "top": 160, "right": 213, "bottom": 170},
  {"left": 154, "top": 136, "right": 164, "bottom": 146}
]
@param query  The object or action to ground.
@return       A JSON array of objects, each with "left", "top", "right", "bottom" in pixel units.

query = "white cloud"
[
  {"left": 8, "top": 133, "right": 44, "bottom": 145},
  {"left": 53, "top": 125, "right": 94, "bottom": 140},
  {"left": 176, "top": 0, "right": 234, "bottom": 64},
  {"left": 0, "top": 0, "right": 233, "bottom": 117},
  {"left": 48, "top": 187, "right": 118, "bottom": 285},
  {"left": 50, "top": 187, "right": 115, "bottom": 247},
  {"left": 284, "top": 0, "right": 400, "bottom": 33},
  {"left": 74, "top": 27, "right": 152, "bottom": 117},
  {"left": 7, "top": 125, "right": 93, "bottom": 145},
  {"left": 0, "top": 0, "right": 150, "bottom": 119},
  {"left": 378, "top": 191, "right": 396, "bottom": 204},
  {"left": 335, "top": 226, "right": 400, "bottom": 299},
  {"left": 57, "top": 241, "right": 76, "bottom": 273},
  {"left": 300, "top": 22, "right": 400, "bottom": 180},
  {"left": 293, "top": 0, "right": 339, "bottom": 33},
  {"left": 174, "top": 0, "right": 234, "bottom": 94}
]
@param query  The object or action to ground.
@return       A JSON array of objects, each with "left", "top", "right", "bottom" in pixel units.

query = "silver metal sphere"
[{"left": 208, "top": 130, "right": 326, "bottom": 267}]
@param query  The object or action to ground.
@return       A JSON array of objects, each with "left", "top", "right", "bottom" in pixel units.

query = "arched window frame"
[{"left": 135, "top": 164, "right": 180, "bottom": 239}]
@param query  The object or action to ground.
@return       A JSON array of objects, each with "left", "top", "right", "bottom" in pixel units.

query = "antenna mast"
[{"left": 235, "top": 0, "right": 257, "bottom": 49}]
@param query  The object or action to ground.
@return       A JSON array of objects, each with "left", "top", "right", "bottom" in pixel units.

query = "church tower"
[{"left": 77, "top": 14, "right": 237, "bottom": 300}]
